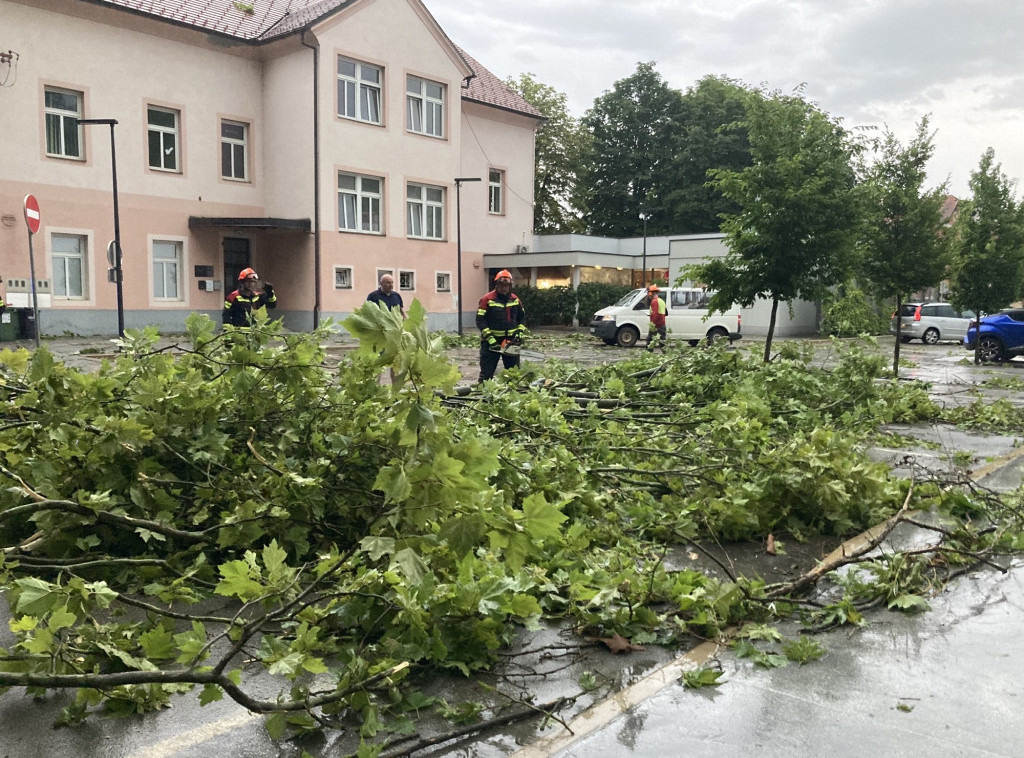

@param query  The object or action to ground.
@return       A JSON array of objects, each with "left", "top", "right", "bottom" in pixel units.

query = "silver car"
[{"left": 891, "top": 302, "right": 976, "bottom": 344}]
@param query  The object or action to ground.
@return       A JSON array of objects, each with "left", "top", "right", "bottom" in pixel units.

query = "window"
[
  {"left": 148, "top": 106, "right": 180, "bottom": 172},
  {"left": 44, "top": 87, "right": 83, "bottom": 159},
  {"left": 152, "top": 240, "right": 182, "bottom": 300},
  {"left": 488, "top": 169, "right": 504, "bottom": 215},
  {"left": 220, "top": 120, "right": 248, "bottom": 181},
  {"left": 337, "top": 58, "right": 382, "bottom": 124},
  {"left": 51, "top": 233, "right": 87, "bottom": 299},
  {"left": 338, "top": 173, "right": 383, "bottom": 233},
  {"left": 334, "top": 266, "right": 353, "bottom": 290},
  {"left": 399, "top": 270, "right": 415, "bottom": 291},
  {"left": 435, "top": 272, "right": 451, "bottom": 293},
  {"left": 406, "top": 75, "right": 444, "bottom": 137},
  {"left": 407, "top": 183, "right": 444, "bottom": 239}
]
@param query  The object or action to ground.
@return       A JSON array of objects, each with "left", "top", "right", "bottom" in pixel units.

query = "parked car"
[
  {"left": 963, "top": 309, "right": 1024, "bottom": 361},
  {"left": 589, "top": 287, "right": 741, "bottom": 347},
  {"left": 890, "top": 302, "right": 976, "bottom": 344}
]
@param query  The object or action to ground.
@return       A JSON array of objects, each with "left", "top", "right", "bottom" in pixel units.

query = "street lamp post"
[
  {"left": 639, "top": 207, "right": 663, "bottom": 287},
  {"left": 76, "top": 118, "right": 124, "bottom": 337},
  {"left": 453, "top": 177, "right": 481, "bottom": 336}
]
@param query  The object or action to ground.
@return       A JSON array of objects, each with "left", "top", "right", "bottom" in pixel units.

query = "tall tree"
[
  {"left": 949, "top": 148, "right": 1024, "bottom": 362},
  {"left": 580, "top": 62, "right": 685, "bottom": 237},
  {"left": 686, "top": 88, "right": 862, "bottom": 362},
  {"left": 665, "top": 75, "right": 752, "bottom": 234},
  {"left": 506, "top": 73, "right": 590, "bottom": 234},
  {"left": 859, "top": 117, "right": 952, "bottom": 377}
]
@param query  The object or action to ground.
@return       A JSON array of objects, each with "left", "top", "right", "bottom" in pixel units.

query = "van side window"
[{"left": 671, "top": 291, "right": 688, "bottom": 307}]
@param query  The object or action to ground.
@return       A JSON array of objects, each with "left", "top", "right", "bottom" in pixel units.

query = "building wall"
[
  {"left": 669, "top": 235, "right": 819, "bottom": 336},
  {"left": 0, "top": 0, "right": 538, "bottom": 336},
  {"left": 1, "top": 0, "right": 270, "bottom": 334}
]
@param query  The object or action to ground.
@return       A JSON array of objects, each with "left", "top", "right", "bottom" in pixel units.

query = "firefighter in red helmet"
[
  {"left": 224, "top": 268, "right": 277, "bottom": 327},
  {"left": 476, "top": 269, "right": 526, "bottom": 381}
]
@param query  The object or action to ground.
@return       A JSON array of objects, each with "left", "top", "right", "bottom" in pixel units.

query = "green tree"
[
  {"left": 580, "top": 62, "right": 686, "bottom": 236},
  {"left": 686, "top": 87, "right": 862, "bottom": 362},
  {"left": 858, "top": 117, "right": 952, "bottom": 376},
  {"left": 506, "top": 73, "right": 591, "bottom": 233},
  {"left": 665, "top": 75, "right": 752, "bottom": 234},
  {"left": 949, "top": 148, "right": 1024, "bottom": 362}
]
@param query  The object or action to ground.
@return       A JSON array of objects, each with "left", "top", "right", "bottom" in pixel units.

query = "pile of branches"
[{"left": 0, "top": 307, "right": 1020, "bottom": 753}]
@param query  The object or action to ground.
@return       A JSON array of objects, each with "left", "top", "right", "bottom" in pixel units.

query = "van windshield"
[{"left": 614, "top": 289, "right": 644, "bottom": 307}]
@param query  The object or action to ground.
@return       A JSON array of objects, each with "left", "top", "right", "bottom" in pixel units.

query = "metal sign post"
[{"left": 22, "top": 194, "right": 41, "bottom": 348}]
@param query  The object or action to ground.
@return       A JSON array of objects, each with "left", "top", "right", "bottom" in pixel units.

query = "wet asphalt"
[{"left": 1, "top": 335, "right": 1022, "bottom": 757}]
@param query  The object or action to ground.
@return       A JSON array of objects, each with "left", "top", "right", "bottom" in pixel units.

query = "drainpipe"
[{"left": 301, "top": 30, "right": 322, "bottom": 329}]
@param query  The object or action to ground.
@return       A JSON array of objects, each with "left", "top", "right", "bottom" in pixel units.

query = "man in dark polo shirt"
[{"left": 366, "top": 273, "right": 407, "bottom": 319}]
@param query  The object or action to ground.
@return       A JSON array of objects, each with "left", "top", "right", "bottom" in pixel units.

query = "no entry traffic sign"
[{"left": 23, "top": 194, "right": 40, "bottom": 235}]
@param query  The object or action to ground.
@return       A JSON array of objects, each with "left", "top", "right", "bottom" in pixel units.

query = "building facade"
[{"left": 0, "top": 0, "right": 542, "bottom": 336}]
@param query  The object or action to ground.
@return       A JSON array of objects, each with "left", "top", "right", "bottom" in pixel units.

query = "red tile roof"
[
  {"left": 454, "top": 45, "right": 544, "bottom": 121},
  {"left": 87, "top": 0, "right": 543, "bottom": 118}
]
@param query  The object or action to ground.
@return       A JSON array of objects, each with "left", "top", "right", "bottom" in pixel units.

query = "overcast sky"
[{"left": 427, "top": 0, "right": 1024, "bottom": 199}]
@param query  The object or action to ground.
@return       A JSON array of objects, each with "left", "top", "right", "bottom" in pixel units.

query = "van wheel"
[
  {"left": 706, "top": 327, "right": 729, "bottom": 345},
  {"left": 616, "top": 326, "right": 640, "bottom": 348},
  {"left": 922, "top": 328, "right": 940, "bottom": 345}
]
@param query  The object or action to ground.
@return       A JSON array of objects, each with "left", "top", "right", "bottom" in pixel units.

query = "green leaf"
[
  {"left": 214, "top": 560, "right": 264, "bottom": 601},
  {"left": 392, "top": 547, "right": 428, "bottom": 586},
  {"left": 14, "top": 577, "right": 57, "bottom": 616},
  {"left": 888, "top": 594, "right": 930, "bottom": 613},
  {"left": 139, "top": 626, "right": 177, "bottom": 661},
  {"left": 508, "top": 594, "right": 542, "bottom": 618},
  {"left": 521, "top": 493, "right": 567, "bottom": 541},
  {"left": 373, "top": 464, "right": 411, "bottom": 504},
  {"left": 47, "top": 606, "right": 77, "bottom": 632},
  {"left": 439, "top": 515, "right": 486, "bottom": 557},
  {"left": 681, "top": 667, "right": 725, "bottom": 688},
  {"left": 265, "top": 712, "right": 287, "bottom": 740},
  {"left": 262, "top": 540, "right": 290, "bottom": 584},
  {"left": 198, "top": 683, "right": 224, "bottom": 705},
  {"left": 174, "top": 621, "right": 208, "bottom": 665},
  {"left": 360, "top": 536, "right": 396, "bottom": 561}
]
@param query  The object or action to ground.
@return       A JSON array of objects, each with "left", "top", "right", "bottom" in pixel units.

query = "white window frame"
[
  {"left": 44, "top": 86, "right": 83, "bottom": 160},
  {"left": 337, "top": 57, "right": 383, "bottom": 125},
  {"left": 220, "top": 119, "right": 249, "bottom": 181},
  {"left": 488, "top": 169, "right": 504, "bottom": 215},
  {"left": 398, "top": 270, "right": 415, "bottom": 292},
  {"left": 406, "top": 75, "right": 444, "bottom": 138},
  {"left": 406, "top": 183, "right": 444, "bottom": 240},
  {"left": 375, "top": 268, "right": 394, "bottom": 283},
  {"left": 147, "top": 105, "right": 181, "bottom": 172},
  {"left": 338, "top": 172, "right": 383, "bottom": 234},
  {"left": 151, "top": 237, "right": 185, "bottom": 303},
  {"left": 334, "top": 266, "right": 353, "bottom": 290},
  {"left": 435, "top": 271, "right": 451, "bottom": 293},
  {"left": 50, "top": 231, "right": 91, "bottom": 301}
]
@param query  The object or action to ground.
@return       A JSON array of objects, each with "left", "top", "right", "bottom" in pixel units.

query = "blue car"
[{"left": 964, "top": 309, "right": 1024, "bottom": 361}]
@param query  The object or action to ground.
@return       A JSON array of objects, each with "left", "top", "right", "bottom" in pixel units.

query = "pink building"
[{"left": 0, "top": 0, "right": 542, "bottom": 335}]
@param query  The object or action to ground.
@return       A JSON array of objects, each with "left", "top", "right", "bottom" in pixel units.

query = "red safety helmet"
[
  {"left": 647, "top": 284, "right": 660, "bottom": 293},
  {"left": 494, "top": 269, "right": 513, "bottom": 283},
  {"left": 238, "top": 267, "right": 258, "bottom": 281}
]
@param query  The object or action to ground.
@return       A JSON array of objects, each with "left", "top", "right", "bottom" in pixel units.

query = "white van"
[{"left": 589, "top": 288, "right": 742, "bottom": 347}]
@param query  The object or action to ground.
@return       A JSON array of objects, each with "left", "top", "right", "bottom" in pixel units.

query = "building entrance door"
[{"left": 223, "top": 237, "right": 251, "bottom": 294}]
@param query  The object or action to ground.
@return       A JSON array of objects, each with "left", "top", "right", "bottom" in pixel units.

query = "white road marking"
[{"left": 126, "top": 711, "right": 260, "bottom": 758}]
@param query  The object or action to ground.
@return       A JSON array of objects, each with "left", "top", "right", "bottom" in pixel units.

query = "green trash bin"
[{"left": 0, "top": 307, "right": 19, "bottom": 341}]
